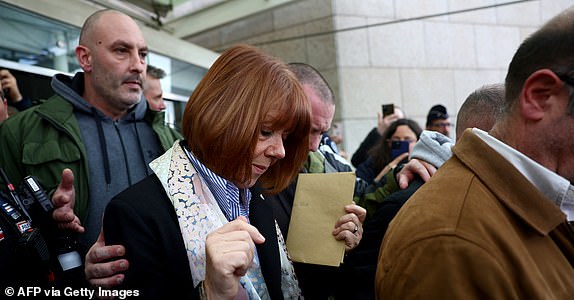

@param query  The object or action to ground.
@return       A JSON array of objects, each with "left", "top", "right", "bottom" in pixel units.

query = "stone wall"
[{"left": 185, "top": 0, "right": 574, "bottom": 160}]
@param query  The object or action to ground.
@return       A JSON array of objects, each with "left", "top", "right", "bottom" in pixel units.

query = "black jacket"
[
  {"left": 351, "top": 128, "right": 381, "bottom": 168},
  {"left": 104, "top": 175, "right": 284, "bottom": 299},
  {"left": 344, "top": 177, "right": 425, "bottom": 300}
]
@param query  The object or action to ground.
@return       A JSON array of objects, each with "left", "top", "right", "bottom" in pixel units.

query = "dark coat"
[
  {"left": 104, "top": 175, "right": 283, "bottom": 300},
  {"left": 345, "top": 177, "right": 425, "bottom": 300}
]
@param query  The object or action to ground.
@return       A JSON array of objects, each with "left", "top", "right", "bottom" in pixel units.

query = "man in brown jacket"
[{"left": 376, "top": 7, "right": 574, "bottom": 300}]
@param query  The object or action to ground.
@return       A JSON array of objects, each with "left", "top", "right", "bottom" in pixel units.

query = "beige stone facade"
[{"left": 184, "top": 0, "right": 574, "bottom": 159}]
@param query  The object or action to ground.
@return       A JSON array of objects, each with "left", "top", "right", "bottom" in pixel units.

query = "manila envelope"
[{"left": 286, "top": 172, "right": 356, "bottom": 266}]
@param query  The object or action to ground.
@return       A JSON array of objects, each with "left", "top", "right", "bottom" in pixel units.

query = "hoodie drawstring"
[
  {"left": 92, "top": 107, "right": 111, "bottom": 190},
  {"left": 92, "top": 108, "right": 151, "bottom": 189}
]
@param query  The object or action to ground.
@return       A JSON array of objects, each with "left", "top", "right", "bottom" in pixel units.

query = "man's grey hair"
[
  {"left": 288, "top": 62, "right": 335, "bottom": 105},
  {"left": 147, "top": 65, "right": 166, "bottom": 80},
  {"left": 456, "top": 83, "right": 505, "bottom": 138}
]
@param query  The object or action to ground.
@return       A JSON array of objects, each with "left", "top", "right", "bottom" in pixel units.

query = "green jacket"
[
  {"left": 0, "top": 95, "right": 181, "bottom": 222},
  {"left": 354, "top": 170, "right": 400, "bottom": 219}
]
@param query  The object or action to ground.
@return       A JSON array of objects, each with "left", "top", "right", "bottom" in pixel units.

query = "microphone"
[
  {"left": 21, "top": 175, "right": 84, "bottom": 274},
  {"left": 0, "top": 192, "right": 52, "bottom": 280},
  {"left": 0, "top": 168, "right": 32, "bottom": 222}
]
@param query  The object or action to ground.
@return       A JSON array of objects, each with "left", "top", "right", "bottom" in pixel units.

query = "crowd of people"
[{"left": 1, "top": 5, "right": 574, "bottom": 300}]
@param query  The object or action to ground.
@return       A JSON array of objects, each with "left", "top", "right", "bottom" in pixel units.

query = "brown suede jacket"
[{"left": 376, "top": 130, "right": 574, "bottom": 299}]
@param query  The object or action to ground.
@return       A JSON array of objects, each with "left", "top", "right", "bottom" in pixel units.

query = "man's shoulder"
[
  {"left": 385, "top": 162, "right": 475, "bottom": 239},
  {"left": 325, "top": 154, "right": 352, "bottom": 172},
  {"left": 1, "top": 104, "right": 42, "bottom": 130},
  {"left": 1, "top": 96, "right": 71, "bottom": 131},
  {"left": 385, "top": 155, "right": 520, "bottom": 255},
  {"left": 145, "top": 109, "right": 183, "bottom": 139}
]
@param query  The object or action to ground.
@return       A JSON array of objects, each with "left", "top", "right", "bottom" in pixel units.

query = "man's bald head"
[
  {"left": 79, "top": 10, "right": 140, "bottom": 48},
  {"left": 75, "top": 9, "right": 148, "bottom": 119},
  {"left": 456, "top": 84, "right": 504, "bottom": 139}
]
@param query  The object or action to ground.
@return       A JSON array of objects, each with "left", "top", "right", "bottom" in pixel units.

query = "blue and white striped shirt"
[{"left": 183, "top": 145, "right": 251, "bottom": 221}]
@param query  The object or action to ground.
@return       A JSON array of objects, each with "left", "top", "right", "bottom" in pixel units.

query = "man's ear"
[
  {"left": 75, "top": 45, "right": 92, "bottom": 72},
  {"left": 520, "top": 69, "right": 563, "bottom": 121}
]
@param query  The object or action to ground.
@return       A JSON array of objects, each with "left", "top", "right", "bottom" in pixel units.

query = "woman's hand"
[{"left": 204, "top": 217, "right": 265, "bottom": 299}]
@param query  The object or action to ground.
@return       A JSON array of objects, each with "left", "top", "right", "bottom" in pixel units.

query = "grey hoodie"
[
  {"left": 409, "top": 130, "right": 454, "bottom": 169},
  {"left": 51, "top": 73, "right": 164, "bottom": 247}
]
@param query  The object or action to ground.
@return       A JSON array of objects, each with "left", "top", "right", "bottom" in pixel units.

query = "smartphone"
[
  {"left": 390, "top": 140, "right": 410, "bottom": 160},
  {"left": 382, "top": 104, "right": 394, "bottom": 117}
]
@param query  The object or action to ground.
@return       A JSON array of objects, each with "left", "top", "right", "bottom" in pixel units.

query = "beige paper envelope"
[{"left": 286, "top": 172, "right": 356, "bottom": 266}]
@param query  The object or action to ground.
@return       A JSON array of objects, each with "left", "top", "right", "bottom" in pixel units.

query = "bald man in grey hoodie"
[{"left": 0, "top": 9, "right": 181, "bottom": 259}]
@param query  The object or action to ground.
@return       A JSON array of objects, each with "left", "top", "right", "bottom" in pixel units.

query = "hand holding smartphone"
[
  {"left": 390, "top": 140, "right": 409, "bottom": 160},
  {"left": 382, "top": 104, "right": 394, "bottom": 117}
]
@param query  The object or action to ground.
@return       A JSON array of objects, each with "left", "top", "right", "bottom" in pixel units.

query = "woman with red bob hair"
[{"left": 103, "top": 44, "right": 311, "bottom": 299}]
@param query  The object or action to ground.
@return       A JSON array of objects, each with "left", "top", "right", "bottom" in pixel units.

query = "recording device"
[
  {"left": 382, "top": 103, "right": 394, "bottom": 117},
  {"left": 23, "top": 176, "right": 53, "bottom": 214},
  {"left": 20, "top": 175, "right": 83, "bottom": 273},
  {"left": 0, "top": 169, "right": 32, "bottom": 222},
  {"left": 0, "top": 174, "right": 52, "bottom": 281},
  {"left": 0, "top": 170, "right": 83, "bottom": 284},
  {"left": 390, "top": 140, "right": 410, "bottom": 160}
]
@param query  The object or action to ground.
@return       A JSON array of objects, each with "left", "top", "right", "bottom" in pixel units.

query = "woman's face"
[
  {"left": 390, "top": 124, "right": 418, "bottom": 153},
  {"left": 247, "top": 120, "right": 288, "bottom": 188}
]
